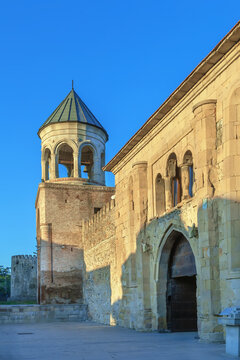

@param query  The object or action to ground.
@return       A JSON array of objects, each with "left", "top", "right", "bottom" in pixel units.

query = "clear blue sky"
[{"left": 0, "top": 1, "right": 239, "bottom": 268}]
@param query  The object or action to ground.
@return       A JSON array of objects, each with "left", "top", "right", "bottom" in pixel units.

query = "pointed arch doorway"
[{"left": 157, "top": 230, "right": 197, "bottom": 332}]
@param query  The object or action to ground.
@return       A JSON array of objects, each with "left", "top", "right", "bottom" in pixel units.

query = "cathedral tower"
[
  {"left": 39, "top": 84, "right": 108, "bottom": 185},
  {"left": 36, "top": 86, "right": 115, "bottom": 304}
]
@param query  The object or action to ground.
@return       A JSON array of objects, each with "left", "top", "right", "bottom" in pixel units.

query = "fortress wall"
[{"left": 11, "top": 255, "right": 37, "bottom": 302}]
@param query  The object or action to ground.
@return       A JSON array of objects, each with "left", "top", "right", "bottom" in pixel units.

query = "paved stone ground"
[{"left": 0, "top": 322, "right": 235, "bottom": 360}]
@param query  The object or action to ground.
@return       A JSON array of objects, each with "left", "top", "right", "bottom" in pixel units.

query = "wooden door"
[{"left": 167, "top": 236, "right": 197, "bottom": 332}]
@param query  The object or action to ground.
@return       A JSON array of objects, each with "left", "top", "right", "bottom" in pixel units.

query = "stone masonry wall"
[
  {"left": 11, "top": 255, "right": 37, "bottom": 302},
  {"left": 108, "top": 41, "right": 240, "bottom": 342},
  {"left": 0, "top": 304, "right": 87, "bottom": 324},
  {"left": 36, "top": 181, "right": 115, "bottom": 304},
  {"left": 82, "top": 199, "right": 116, "bottom": 325}
]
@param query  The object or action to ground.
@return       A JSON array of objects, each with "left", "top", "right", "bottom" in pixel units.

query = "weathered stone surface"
[
  {"left": 11, "top": 255, "right": 37, "bottom": 302},
  {"left": 36, "top": 182, "right": 114, "bottom": 304}
]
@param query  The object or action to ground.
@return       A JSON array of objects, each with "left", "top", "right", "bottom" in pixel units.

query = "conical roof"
[{"left": 38, "top": 88, "right": 108, "bottom": 138}]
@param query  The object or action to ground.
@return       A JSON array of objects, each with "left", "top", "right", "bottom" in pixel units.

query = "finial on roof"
[{"left": 72, "top": 80, "right": 74, "bottom": 90}]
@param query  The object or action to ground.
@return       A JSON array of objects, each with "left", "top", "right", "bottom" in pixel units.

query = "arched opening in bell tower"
[
  {"left": 57, "top": 144, "right": 74, "bottom": 178},
  {"left": 80, "top": 145, "right": 94, "bottom": 180}
]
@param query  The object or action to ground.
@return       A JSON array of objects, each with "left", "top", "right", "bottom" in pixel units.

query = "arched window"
[
  {"left": 155, "top": 174, "right": 165, "bottom": 215},
  {"left": 57, "top": 144, "right": 74, "bottom": 178},
  {"left": 80, "top": 146, "right": 94, "bottom": 180},
  {"left": 167, "top": 153, "right": 181, "bottom": 206},
  {"left": 183, "top": 151, "right": 193, "bottom": 198},
  {"left": 43, "top": 148, "right": 51, "bottom": 180}
]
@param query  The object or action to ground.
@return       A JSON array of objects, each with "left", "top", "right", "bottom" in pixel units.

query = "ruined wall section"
[
  {"left": 82, "top": 198, "right": 116, "bottom": 325},
  {"left": 11, "top": 255, "right": 37, "bottom": 302}
]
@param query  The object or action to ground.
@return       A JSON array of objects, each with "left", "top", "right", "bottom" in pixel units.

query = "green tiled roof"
[{"left": 38, "top": 88, "right": 108, "bottom": 138}]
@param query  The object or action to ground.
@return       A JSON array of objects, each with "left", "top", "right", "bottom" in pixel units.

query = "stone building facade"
[
  {"left": 37, "top": 22, "right": 240, "bottom": 342},
  {"left": 11, "top": 255, "right": 37, "bottom": 302}
]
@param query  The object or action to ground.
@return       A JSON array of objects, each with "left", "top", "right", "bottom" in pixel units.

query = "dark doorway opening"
[{"left": 167, "top": 235, "right": 197, "bottom": 332}]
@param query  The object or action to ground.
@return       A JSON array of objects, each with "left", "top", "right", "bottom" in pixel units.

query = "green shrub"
[{"left": 0, "top": 266, "right": 11, "bottom": 301}]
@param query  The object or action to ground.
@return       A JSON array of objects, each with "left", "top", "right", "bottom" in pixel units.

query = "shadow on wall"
[
  {"left": 38, "top": 238, "right": 112, "bottom": 326},
  {"left": 38, "top": 197, "right": 240, "bottom": 341},
  {"left": 85, "top": 197, "right": 240, "bottom": 343},
  {"left": 38, "top": 244, "right": 85, "bottom": 304},
  {"left": 83, "top": 265, "right": 111, "bottom": 325}
]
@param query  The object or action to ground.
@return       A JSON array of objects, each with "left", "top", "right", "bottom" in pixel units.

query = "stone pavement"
[{"left": 0, "top": 322, "right": 235, "bottom": 360}]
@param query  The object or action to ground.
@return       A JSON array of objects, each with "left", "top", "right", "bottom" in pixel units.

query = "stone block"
[{"left": 226, "top": 326, "right": 240, "bottom": 356}]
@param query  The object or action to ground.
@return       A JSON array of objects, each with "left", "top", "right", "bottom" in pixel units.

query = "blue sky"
[{"left": 0, "top": 1, "right": 239, "bottom": 267}]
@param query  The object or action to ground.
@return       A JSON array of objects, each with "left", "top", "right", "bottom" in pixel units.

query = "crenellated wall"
[{"left": 11, "top": 255, "right": 37, "bottom": 302}]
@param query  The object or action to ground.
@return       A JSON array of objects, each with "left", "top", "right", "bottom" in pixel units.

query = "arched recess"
[
  {"left": 155, "top": 174, "right": 165, "bottom": 216},
  {"left": 156, "top": 228, "right": 198, "bottom": 332},
  {"left": 167, "top": 153, "right": 181, "bottom": 206},
  {"left": 42, "top": 148, "right": 51, "bottom": 180},
  {"left": 182, "top": 150, "right": 194, "bottom": 198},
  {"left": 56, "top": 143, "right": 74, "bottom": 178},
  {"left": 80, "top": 145, "right": 94, "bottom": 180}
]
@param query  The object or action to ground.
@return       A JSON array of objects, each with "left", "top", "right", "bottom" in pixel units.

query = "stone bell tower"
[{"left": 35, "top": 85, "right": 115, "bottom": 304}]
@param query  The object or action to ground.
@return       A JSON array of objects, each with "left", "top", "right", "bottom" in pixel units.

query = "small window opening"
[
  {"left": 183, "top": 150, "right": 193, "bottom": 198},
  {"left": 189, "top": 165, "right": 193, "bottom": 197},
  {"left": 167, "top": 153, "right": 181, "bottom": 206},
  {"left": 94, "top": 207, "right": 101, "bottom": 214},
  {"left": 172, "top": 176, "right": 181, "bottom": 206},
  {"left": 155, "top": 174, "right": 165, "bottom": 215}
]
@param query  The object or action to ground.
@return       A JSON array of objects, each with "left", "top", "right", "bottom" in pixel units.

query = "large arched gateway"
[{"left": 157, "top": 230, "right": 197, "bottom": 332}]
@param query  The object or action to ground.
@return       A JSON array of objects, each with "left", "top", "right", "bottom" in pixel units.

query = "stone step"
[{"left": 0, "top": 304, "right": 88, "bottom": 324}]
